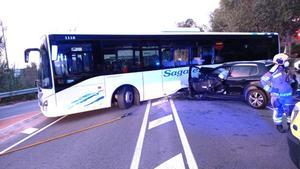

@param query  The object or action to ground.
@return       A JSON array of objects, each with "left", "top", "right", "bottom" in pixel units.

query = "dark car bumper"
[{"left": 287, "top": 130, "right": 300, "bottom": 168}]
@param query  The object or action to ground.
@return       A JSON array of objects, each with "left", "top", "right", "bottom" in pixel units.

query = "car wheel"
[
  {"left": 117, "top": 86, "right": 134, "bottom": 109},
  {"left": 246, "top": 89, "right": 267, "bottom": 109}
]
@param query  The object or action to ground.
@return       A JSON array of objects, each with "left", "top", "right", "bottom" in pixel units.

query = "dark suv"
[{"left": 188, "top": 61, "right": 273, "bottom": 109}]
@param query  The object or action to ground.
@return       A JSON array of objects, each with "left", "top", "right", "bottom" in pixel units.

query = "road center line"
[
  {"left": 148, "top": 114, "right": 173, "bottom": 130},
  {"left": 130, "top": 100, "right": 151, "bottom": 169},
  {"left": 0, "top": 115, "right": 67, "bottom": 155},
  {"left": 170, "top": 99, "right": 198, "bottom": 169}
]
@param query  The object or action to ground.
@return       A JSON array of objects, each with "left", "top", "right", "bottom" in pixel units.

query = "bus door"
[{"left": 53, "top": 44, "right": 106, "bottom": 114}]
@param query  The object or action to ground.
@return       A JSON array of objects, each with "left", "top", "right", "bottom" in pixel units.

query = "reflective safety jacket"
[{"left": 260, "top": 65, "right": 293, "bottom": 95}]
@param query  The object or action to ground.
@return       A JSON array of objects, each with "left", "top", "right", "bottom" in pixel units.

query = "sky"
[{"left": 0, "top": 0, "right": 220, "bottom": 68}]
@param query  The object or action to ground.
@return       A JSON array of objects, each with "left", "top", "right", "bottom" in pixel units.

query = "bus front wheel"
[{"left": 117, "top": 86, "right": 134, "bottom": 109}]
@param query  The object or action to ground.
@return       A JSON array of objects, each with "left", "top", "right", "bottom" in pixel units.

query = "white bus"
[{"left": 25, "top": 32, "right": 279, "bottom": 117}]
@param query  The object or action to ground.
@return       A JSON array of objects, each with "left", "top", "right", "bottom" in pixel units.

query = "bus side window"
[
  {"left": 117, "top": 49, "right": 133, "bottom": 73},
  {"left": 133, "top": 50, "right": 142, "bottom": 71},
  {"left": 201, "top": 46, "right": 215, "bottom": 65},
  {"left": 162, "top": 48, "right": 174, "bottom": 68},
  {"left": 191, "top": 47, "right": 204, "bottom": 65},
  {"left": 174, "top": 48, "right": 189, "bottom": 67},
  {"left": 103, "top": 53, "right": 116, "bottom": 74},
  {"left": 112, "top": 60, "right": 122, "bottom": 73},
  {"left": 142, "top": 49, "right": 160, "bottom": 70}
]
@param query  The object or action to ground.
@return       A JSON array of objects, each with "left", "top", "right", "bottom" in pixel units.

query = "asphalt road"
[
  {"left": 0, "top": 97, "right": 297, "bottom": 169},
  {"left": 0, "top": 100, "right": 39, "bottom": 119}
]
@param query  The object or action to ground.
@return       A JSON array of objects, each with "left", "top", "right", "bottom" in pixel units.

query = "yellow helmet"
[{"left": 273, "top": 53, "right": 289, "bottom": 65}]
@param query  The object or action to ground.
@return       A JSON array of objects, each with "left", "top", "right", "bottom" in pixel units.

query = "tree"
[
  {"left": 254, "top": 0, "right": 300, "bottom": 53},
  {"left": 210, "top": 8, "right": 228, "bottom": 32},
  {"left": 210, "top": 0, "right": 300, "bottom": 54},
  {"left": 177, "top": 18, "right": 205, "bottom": 32},
  {"left": 210, "top": 0, "right": 264, "bottom": 32},
  {"left": 21, "top": 63, "right": 38, "bottom": 89}
]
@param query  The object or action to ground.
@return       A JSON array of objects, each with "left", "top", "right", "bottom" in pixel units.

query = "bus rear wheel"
[{"left": 117, "top": 86, "right": 134, "bottom": 109}]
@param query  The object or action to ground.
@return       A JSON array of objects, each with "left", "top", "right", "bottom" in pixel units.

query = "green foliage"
[
  {"left": 0, "top": 62, "right": 37, "bottom": 93},
  {"left": 210, "top": 0, "right": 258, "bottom": 32},
  {"left": 211, "top": 0, "right": 299, "bottom": 33},
  {"left": 0, "top": 19, "right": 38, "bottom": 96},
  {"left": 254, "top": 0, "right": 300, "bottom": 37}
]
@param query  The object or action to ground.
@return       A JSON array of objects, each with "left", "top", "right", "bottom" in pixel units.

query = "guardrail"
[{"left": 0, "top": 88, "right": 38, "bottom": 99}]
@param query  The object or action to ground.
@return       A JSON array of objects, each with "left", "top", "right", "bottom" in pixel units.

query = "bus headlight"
[{"left": 42, "top": 100, "right": 48, "bottom": 111}]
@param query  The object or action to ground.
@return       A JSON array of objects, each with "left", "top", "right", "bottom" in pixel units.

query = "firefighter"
[{"left": 261, "top": 53, "right": 295, "bottom": 133}]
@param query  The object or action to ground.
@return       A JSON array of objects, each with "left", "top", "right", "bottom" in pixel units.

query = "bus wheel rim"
[{"left": 125, "top": 91, "right": 133, "bottom": 103}]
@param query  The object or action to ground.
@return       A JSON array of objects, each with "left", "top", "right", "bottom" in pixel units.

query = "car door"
[
  {"left": 188, "top": 65, "right": 213, "bottom": 94},
  {"left": 208, "top": 66, "right": 230, "bottom": 93},
  {"left": 225, "top": 64, "right": 259, "bottom": 95}
]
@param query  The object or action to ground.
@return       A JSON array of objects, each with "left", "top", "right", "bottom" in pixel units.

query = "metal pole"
[{"left": 0, "top": 20, "right": 9, "bottom": 69}]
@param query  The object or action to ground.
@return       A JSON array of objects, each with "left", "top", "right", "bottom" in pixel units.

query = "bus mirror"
[
  {"left": 51, "top": 45, "right": 58, "bottom": 61},
  {"left": 24, "top": 48, "right": 40, "bottom": 63},
  {"left": 24, "top": 49, "right": 30, "bottom": 63}
]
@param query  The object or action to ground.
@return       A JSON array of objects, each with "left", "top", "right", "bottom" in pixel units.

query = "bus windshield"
[{"left": 38, "top": 44, "right": 52, "bottom": 89}]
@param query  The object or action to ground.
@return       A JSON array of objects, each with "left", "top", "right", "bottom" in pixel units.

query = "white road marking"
[
  {"left": 148, "top": 114, "right": 173, "bottom": 130},
  {"left": 21, "top": 127, "right": 39, "bottom": 135},
  {"left": 152, "top": 98, "right": 168, "bottom": 106},
  {"left": 0, "top": 115, "right": 67, "bottom": 155},
  {"left": 154, "top": 153, "right": 185, "bottom": 169},
  {"left": 170, "top": 99, "right": 198, "bottom": 169},
  {"left": 130, "top": 101, "right": 151, "bottom": 169}
]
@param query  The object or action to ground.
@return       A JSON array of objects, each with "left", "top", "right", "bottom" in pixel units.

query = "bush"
[
  {"left": 0, "top": 62, "right": 37, "bottom": 92},
  {"left": 0, "top": 62, "right": 38, "bottom": 104}
]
